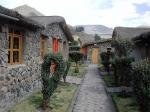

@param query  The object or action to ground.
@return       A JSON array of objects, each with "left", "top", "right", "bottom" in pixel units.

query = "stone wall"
[
  {"left": 0, "top": 25, "right": 43, "bottom": 112},
  {"left": 47, "top": 23, "right": 69, "bottom": 60},
  {"left": 0, "top": 23, "right": 70, "bottom": 112},
  {"left": 99, "top": 42, "right": 112, "bottom": 52}
]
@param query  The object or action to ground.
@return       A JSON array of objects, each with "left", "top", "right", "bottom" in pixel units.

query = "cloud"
[{"left": 1, "top": 0, "right": 150, "bottom": 28}]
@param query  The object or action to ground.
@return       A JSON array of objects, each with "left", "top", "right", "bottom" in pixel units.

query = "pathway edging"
[{"left": 66, "top": 67, "right": 88, "bottom": 112}]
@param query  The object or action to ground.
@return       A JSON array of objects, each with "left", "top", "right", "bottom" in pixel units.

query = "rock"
[
  {"left": 0, "top": 76, "right": 4, "bottom": 81},
  {"left": 1, "top": 86, "right": 7, "bottom": 93}
]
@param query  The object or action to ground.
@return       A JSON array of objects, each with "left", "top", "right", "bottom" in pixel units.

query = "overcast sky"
[{"left": 1, "top": 0, "right": 150, "bottom": 28}]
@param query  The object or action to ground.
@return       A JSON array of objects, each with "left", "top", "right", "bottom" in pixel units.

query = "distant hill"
[
  {"left": 13, "top": 5, "right": 44, "bottom": 16},
  {"left": 75, "top": 25, "right": 113, "bottom": 35},
  {"left": 69, "top": 25, "right": 95, "bottom": 45},
  {"left": 71, "top": 25, "right": 112, "bottom": 44}
]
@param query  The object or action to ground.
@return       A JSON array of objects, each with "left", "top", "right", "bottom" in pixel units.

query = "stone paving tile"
[{"left": 72, "top": 64, "right": 116, "bottom": 112}]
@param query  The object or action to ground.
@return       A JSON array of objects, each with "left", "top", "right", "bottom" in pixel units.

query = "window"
[
  {"left": 53, "top": 38, "right": 58, "bottom": 54},
  {"left": 40, "top": 36, "right": 47, "bottom": 58},
  {"left": 8, "top": 30, "right": 22, "bottom": 64}
]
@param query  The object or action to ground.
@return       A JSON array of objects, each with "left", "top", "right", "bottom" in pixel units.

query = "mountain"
[
  {"left": 13, "top": 5, "right": 44, "bottom": 17},
  {"left": 69, "top": 25, "right": 95, "bottom": 44},
  {"left": 75, "top": 25, "right": 113, "bottom": 35}
]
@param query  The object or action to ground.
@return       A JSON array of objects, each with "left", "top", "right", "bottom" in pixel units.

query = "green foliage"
[
  {"left": 69, "top": 51, "right": 83, "bottom": 63},
  {"left": 112, "top": 93, "right": 140, "bottom": 112},
  {"left": 74, "top": 67, "right": 79, "bottom": 73},
  {"left": 112, "top": 38, "right": 134, "bottom": 86},
  {"left": 76, "top": 26, "right": 84, "bottom": 32},
  {"left": 112, "top": 38, "right": 134, "bottom": 57},
  {"left": 94, "top": 34, "right": 101, "bottom": 41},
  {"left": 132, "top": 60, "right": 150, "bottom": 112},
  {"left": 100, "top": 51, "right": 114, "bottom": 74},
  {"left": 63, "top": 61, "right": 71, "bottom": 82},
  {"left": 69, "top": 42, "right": 83, "bottom": 73},
  {"left": 103, "top": 75, "right": 116, "bottom": 87},
  {"left": 114, "top": 57, "right": 134, "bottom": 86},
  {"left": 69, "top": 46, "right": 80, "bottom": 51},
  {"left": 9, "top": 83, "right": 77, "bottom": 112},
  {"left": 41, "top": 53, "right": 64, "bottom": 109}
]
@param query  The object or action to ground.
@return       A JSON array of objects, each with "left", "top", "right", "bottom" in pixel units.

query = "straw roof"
[
  {"left": 112, "top": 27, "right": 150, "bottom": 40},
  {"left": 30, "top": 16, "right": 73, "bottom": 41},
  {"left": 0, "top": 5, "right": 43, "bottom": 30}
]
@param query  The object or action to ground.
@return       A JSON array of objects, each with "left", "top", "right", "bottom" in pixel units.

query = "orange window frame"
[{"left": 8, "top": 32, "right": 22, "bottom": 65}]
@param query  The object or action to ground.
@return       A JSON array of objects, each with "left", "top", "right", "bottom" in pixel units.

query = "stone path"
[
  {"left": 72, "top": 64, "right": 116, "bottom": 112},
  {"left": 61, "top": 76, "right": 82, "bottom": 85},
  {"left": 65, "top": 76, "right": 82, "bottom": 84}
]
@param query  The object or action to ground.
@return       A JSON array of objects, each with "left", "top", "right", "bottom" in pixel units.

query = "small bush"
[
  {"left": 63, "top": 61, "right": 71, "bottom": 82},
  {"left": 132, "top": 60, "right": 150, "bottom": 112},
  {"left": 114, "top": 57, "right": 134, "bottom": 86}
]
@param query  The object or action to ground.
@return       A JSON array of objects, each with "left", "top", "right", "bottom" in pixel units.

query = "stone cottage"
[
  {"left": 29, "top": 16, "right": 74, "bottom": 60},
  {"left": 0, "top": 6, "right": 73, "bottom": 112},
  {"left": 82, "top": 38, "right": 113, "bottom": 64},
  {"left": 132, "top": 31, "right": 150, "bottom": 60},
  {"left": 0, "top": 5, "right": 46, "bottom": 112},
  {"left": 112, "top": 27, "right": 150, "bottom": 61}
]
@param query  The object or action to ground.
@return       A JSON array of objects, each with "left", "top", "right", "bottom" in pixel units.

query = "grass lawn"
[
  {"left": 68, "top": 65, "right": 86, "bottom": 78},
  {"left": 9, "top": 82, "right": 78, "bottom": 112},
  {"left": 67, "top": 62, "right": 87, "bottom": 78},
  {"left": 111, "top": 93, "right": 140, "bottom": 112}
]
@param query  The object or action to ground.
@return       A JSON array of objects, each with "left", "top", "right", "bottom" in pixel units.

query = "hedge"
[{"left": 132, "top": 59, "right": 150, "bottom": 112}]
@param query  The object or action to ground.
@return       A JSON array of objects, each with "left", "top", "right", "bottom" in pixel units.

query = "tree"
[
  {"left": 76, "top": 26, "right": 84, "bottom": 32},
  {"left": 69, "top": 42, "right": 83, "bottom": 73},
  {"left": 62, "top": 61, "right": 71, "bottom": 82},
  {"left": 94, "top": 34, "right": 101, "bottom": 41},
  {"left": 41, "top": 53, "right": 64, "bottom": 110}
]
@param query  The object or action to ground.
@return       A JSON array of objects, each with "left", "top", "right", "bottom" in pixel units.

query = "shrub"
[
  {"left": 112, "top": 38, "right": 134, "bottom": 86},
  {"left": 132, "top": 60, "right": 150, "bottom": 112},
  {"left": 100, "top": 51, "right": 114, "bottom": 74},
  {"left": 63, "top": 61, "right": 71, "bottom": 82},
  {"left": 112, "top": 38, "right": 133, "bottom": 57},
  {"left": 69, "top": 42, "right": 83, "bottom": 73},
  {"left": 114, "top": 57, "right": 134, "bottom": 86},
  {"left": 41, "top": 53, "right": 64, "bottom": 110}
]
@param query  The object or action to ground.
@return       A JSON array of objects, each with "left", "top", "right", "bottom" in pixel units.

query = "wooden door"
[{"left": 92, "top": 47, "right": 99, "bottom": 64}]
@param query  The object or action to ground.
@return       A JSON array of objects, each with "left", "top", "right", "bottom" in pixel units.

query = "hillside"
[
  {"left": 13, "top": 5, "right": 44, "bottom": 16},
  {"left": 69, "top": 25, "right": 95, "bottom": 44},
  {"left": 75, "top": 25, "right": 113, "bottom": 35}
]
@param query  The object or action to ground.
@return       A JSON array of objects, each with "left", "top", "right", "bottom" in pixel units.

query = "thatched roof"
[
  {"left": 133, "top": 31, "right": 150, "bottom": 46},
  {"left": 29, "top": 16, "right": 65, "bottom": 26},
  {"left": 112, "top": 27, "right": 150, "bottom": 40},
  {"left": 0, "top": 5, "right": 43, "bottom": 30},
  {"left": 29, "top": 16, "right": 73, "bottom": 41},
  {"left": 82, "top": 38, "right": 112, "bottom": 47}
]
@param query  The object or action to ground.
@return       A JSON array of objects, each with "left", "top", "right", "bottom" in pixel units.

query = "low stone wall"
[{"left": 0, "top": 63, "right": 42, "bottom": 112}]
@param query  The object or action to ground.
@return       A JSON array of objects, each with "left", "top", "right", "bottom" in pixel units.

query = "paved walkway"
[
  {"left": 72, "top": 64, "right": 116, "bottom": 112},
  {"left": 65, "top": 76, "right": 82, "bottom": 84}
]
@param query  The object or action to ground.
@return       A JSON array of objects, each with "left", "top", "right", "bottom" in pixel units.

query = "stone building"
[
  {"left": 0, "top": 6, "right": 73, "bottom": 112},
  {"left": 82, "top": 38, "right": 113, "bottom": 64},
  {"left": 112, "top": 27, "right": 150, "bottom": 61},
  {"left": 30, "top": 16, "right": 74, "bottom": 60},
  {"left": 132, "top": 31, "right": 150, "bottom": 60}
]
